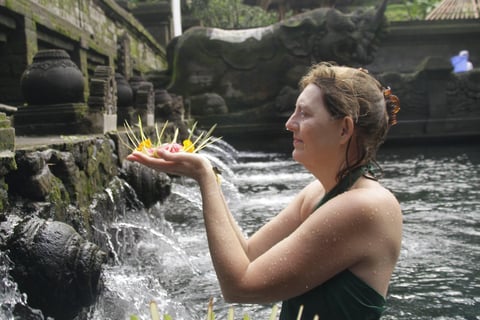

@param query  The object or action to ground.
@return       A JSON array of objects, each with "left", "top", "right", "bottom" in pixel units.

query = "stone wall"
[
  {"left": 365, "top": 19, "right": 480, "bottom": 74},
  {"left": 0, "top": 132, "right": 172, "bottom": 238},
  {"left": 0, "top": 0, "right": 167, "bottom": 106}
]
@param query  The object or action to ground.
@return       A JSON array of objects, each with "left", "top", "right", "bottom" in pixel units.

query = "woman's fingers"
[{"left": 126, "top": 150, "right": 208, "bottom": 180}]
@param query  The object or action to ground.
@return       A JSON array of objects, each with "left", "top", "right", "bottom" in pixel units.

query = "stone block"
[
  {"left": 0, "top": 127, "right": 15, "bottom": 151},
  {"left": 86, "top": 111, "right": 118, "bottom": 134},
  {"left": 0, "top": 112, "right": 14, "bottom": 151}
]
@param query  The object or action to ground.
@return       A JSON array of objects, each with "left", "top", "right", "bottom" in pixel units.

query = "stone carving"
[
  {"left": 130, "top": 76, "right": 155, "bottom": 113},
  {"left": 20, "top": 49, "right": 85, "bottom": 105},
  {"left": 129, "top": 76, "right": 155, "bottom": 126},
  {"left": 116, "top": 73, "right": 134, "bottom": 108},
  {"left": 87, "top": 66, "right": 118, "bottom": 133},
  {"left": 376, "top": 57, "right": 480, "bottom": 137},
  {"left": 0, "top": 214, "right": 106, "bottom": 319},
  {"left": 88, "top": 66, "right": 117, "bottom": 114},
  {"left": 446, "top": 70, "right": 480, "bottom": 117},
  {"left": 121, "top": 161, "right": 172, "bottom": 208},
  {"left": 166, "top": 1, "right": 387, "bottom": 119},
  {"left": 155, "top": 89, "right": 186, "bottom": 122}
]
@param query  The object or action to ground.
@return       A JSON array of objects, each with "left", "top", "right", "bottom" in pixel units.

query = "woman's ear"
[{"left": 339, "top": 116, "right": 355, "bottom": 144}]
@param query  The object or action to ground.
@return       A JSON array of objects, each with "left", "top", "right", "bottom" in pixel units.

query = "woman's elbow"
[
  {"left": 220, "top": 285, "right": 272, "bottom": 304},
  {"left": 221, "top": 286, "right": 247, "bottom": 303}
]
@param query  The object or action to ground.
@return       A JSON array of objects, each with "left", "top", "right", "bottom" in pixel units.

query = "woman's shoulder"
[
  {"left": 332, "top": 179, "right": 402, "bottom": 239},
  {"left": 298, "top": 179, "right": 326, "bottom": 220},
  {"left": 350, "top": 178, "right": 401, "bottom": 211}
]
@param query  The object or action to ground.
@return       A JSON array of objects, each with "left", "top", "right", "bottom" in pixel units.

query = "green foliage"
[
  {"left": 386, "top": 0, "right": 443, "bottom": 21},
  {"left": 187, "top": 0, "right": 280, "bottom": 28}
]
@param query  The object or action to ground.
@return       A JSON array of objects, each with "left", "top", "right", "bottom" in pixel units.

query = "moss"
[
  {"left": 0, "top": 179, "right": 9, "bottom": 212},
  {"left": 43, "top": 174, "right": 71, "bottom": 221}
]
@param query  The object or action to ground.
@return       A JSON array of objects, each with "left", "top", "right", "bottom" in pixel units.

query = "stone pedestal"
[
  {"left": 0, "top": 112, "right": 15, "bottom": 151},
  {"left": 13, "top": 103, "right": 89, "bottom": 135},
  {"left": 86, "top": 111, "right": 117, "bottom": 134},
  {"left": 118, "top": 108, "right": 154, "bottom": 128}
]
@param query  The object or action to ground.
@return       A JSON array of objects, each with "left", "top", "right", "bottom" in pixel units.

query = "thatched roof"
[{"left": 426, "top": 0, "right": 480, "bottom": 20}]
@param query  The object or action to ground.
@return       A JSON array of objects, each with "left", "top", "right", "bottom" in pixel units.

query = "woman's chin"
[{"left": 291, "top": 149, "right": 303, "bottom": 163}]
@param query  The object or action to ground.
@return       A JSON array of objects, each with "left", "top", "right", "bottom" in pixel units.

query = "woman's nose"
[{"left": 285, "top": 114, "right": 298, "bottom": 131}]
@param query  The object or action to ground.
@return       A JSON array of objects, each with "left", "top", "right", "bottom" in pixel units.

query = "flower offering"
[{"left": 122, "top": 117, "right": 221, "bottom": 158}]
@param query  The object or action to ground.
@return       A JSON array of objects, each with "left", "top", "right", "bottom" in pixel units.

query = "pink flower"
[{"left": 149, "top": 143, "right": 184, "bottom": 158}]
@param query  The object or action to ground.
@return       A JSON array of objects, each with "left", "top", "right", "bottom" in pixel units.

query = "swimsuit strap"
[{"left": 315, "top": 165, "right": 369, "bottom": 210}]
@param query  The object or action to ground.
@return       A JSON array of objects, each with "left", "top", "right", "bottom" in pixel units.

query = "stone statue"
[
  {"left": 0, "top": 214, "right": 106, "bottom": 319},
  {"left": 166, "top": 0, "right": 388, "bottom": 120}
]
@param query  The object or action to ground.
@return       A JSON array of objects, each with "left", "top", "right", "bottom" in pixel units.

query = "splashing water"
[
  {"left": 89, "top": 143, "right": 479, "bottom": 320},
  {"left": 2, "top": 140, "right": 478, "bottom": 320}
]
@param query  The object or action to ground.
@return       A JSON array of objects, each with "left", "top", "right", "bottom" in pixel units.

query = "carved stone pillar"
[
  {"left": 129, "top": 76, "right": 155, "bottom": 127},
  {"left": 87, "top": 66, "right": 118, "bottom": 133}
]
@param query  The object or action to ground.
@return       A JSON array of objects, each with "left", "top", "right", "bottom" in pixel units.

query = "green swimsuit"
[{"left": 279, "top": 166, "right": 387, "bottom": 320}]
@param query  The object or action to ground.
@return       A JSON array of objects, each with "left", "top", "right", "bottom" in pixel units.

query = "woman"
[{"left": 127, "top": 62, "right": 402, "bottom": 320}]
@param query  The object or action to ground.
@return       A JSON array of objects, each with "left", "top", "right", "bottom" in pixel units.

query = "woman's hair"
[{"left": 299, "top": 62, "right": 400, "bottom": 180}]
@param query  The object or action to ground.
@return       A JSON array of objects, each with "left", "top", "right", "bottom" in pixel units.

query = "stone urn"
[
  {"left": 115, "top": 73, "right": 133, "bottom": 108},
  {"left": 155, "top": 89, "right": 172, "bottom": 105},
  {"left": 20, "top": 49, "right": 85, "bottom": 105},
  {"left": 129, "top": 75, "right": 146, "bottom": 101}
]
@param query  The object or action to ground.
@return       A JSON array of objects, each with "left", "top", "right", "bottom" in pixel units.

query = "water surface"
[{"left": 88, "top": 143, "right": 480, "bottom": 319}]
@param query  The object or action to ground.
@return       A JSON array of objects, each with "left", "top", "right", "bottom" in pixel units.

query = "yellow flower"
[
  {"left": 136, "top": 138, "right": 152, "bottom": 152},
  {"left": 182, "top": 139, "right": 195, "bottom": 153}
]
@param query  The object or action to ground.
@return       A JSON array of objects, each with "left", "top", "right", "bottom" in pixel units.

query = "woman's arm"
[{"left": 126, "top": 150, "right": 400, "bottom": 303}]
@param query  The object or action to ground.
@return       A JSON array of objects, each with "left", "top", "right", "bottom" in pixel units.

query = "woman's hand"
[{"left": 126, "top": 149, "right": 212, "bottom": 182}]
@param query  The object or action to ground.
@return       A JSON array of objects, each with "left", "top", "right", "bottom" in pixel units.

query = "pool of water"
[{"left": 86, "top": 143, "right": 480, "bottom": 320}]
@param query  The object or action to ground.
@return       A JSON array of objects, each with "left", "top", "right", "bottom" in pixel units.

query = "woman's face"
[{"left": 285, "top": 83, "right": 345, "bottom": 169}]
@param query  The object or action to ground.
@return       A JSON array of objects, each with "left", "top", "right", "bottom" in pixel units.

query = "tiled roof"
[{"left": 426, "top": 0, "right": 480, "bottom": 20}]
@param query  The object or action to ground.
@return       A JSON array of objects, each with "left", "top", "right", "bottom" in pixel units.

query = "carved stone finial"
[{"left": 88, "top": 66, "right": 117, "bottom": 114}]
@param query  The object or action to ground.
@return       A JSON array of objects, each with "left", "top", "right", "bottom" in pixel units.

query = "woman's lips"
[{"left": 293, "top": 138, "right": 303, "bottom": 146}]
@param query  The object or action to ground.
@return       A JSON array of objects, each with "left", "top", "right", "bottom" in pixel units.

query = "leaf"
[
  {"left": 296, "top": 305, "right": 304, "bottom": 320},
  {"left": 268, "top": 305, "right": 278, "bottom": 320},
  {"left": 227, "top": 307, "right": 234, "bottom": 320},
  {"left": 206, "top": 297, "right": 214, "bottom": 320},
  {"left": 150, "top": 301, "right": 161, "bottom": 320}
]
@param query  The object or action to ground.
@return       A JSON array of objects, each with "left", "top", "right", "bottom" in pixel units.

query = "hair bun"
[{"left": 383, "top": 86, "right": 400, "bottom": 126}]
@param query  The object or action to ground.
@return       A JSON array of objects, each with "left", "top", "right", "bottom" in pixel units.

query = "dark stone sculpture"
[
  {"left": 155, "top": 89, "right": 187, "bottom": 123},
  {"left": 166, "top": 1, "right": 388, "bottom": 120},
  {"left": 0, "top": 214, "right": 107, "bottom": 320},
  {"left": 116, "top": 73, "right": 134, "bottom": 108},
  {"left": 121, "top": 161, "right": 172, "bottom": 208},
  {"left": 15, "top": 49, "right": 89, "bottom": 135},
  {"left": 20, "top": 49, "right": 85, "bottom": 105}
]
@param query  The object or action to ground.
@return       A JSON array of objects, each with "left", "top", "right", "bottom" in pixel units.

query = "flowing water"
[
  {"left": 86, "top": 142, "right": 479, "bottom": 320},
  {"left": 2, "top": 141, "right": 478, "bottom": 319}
]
